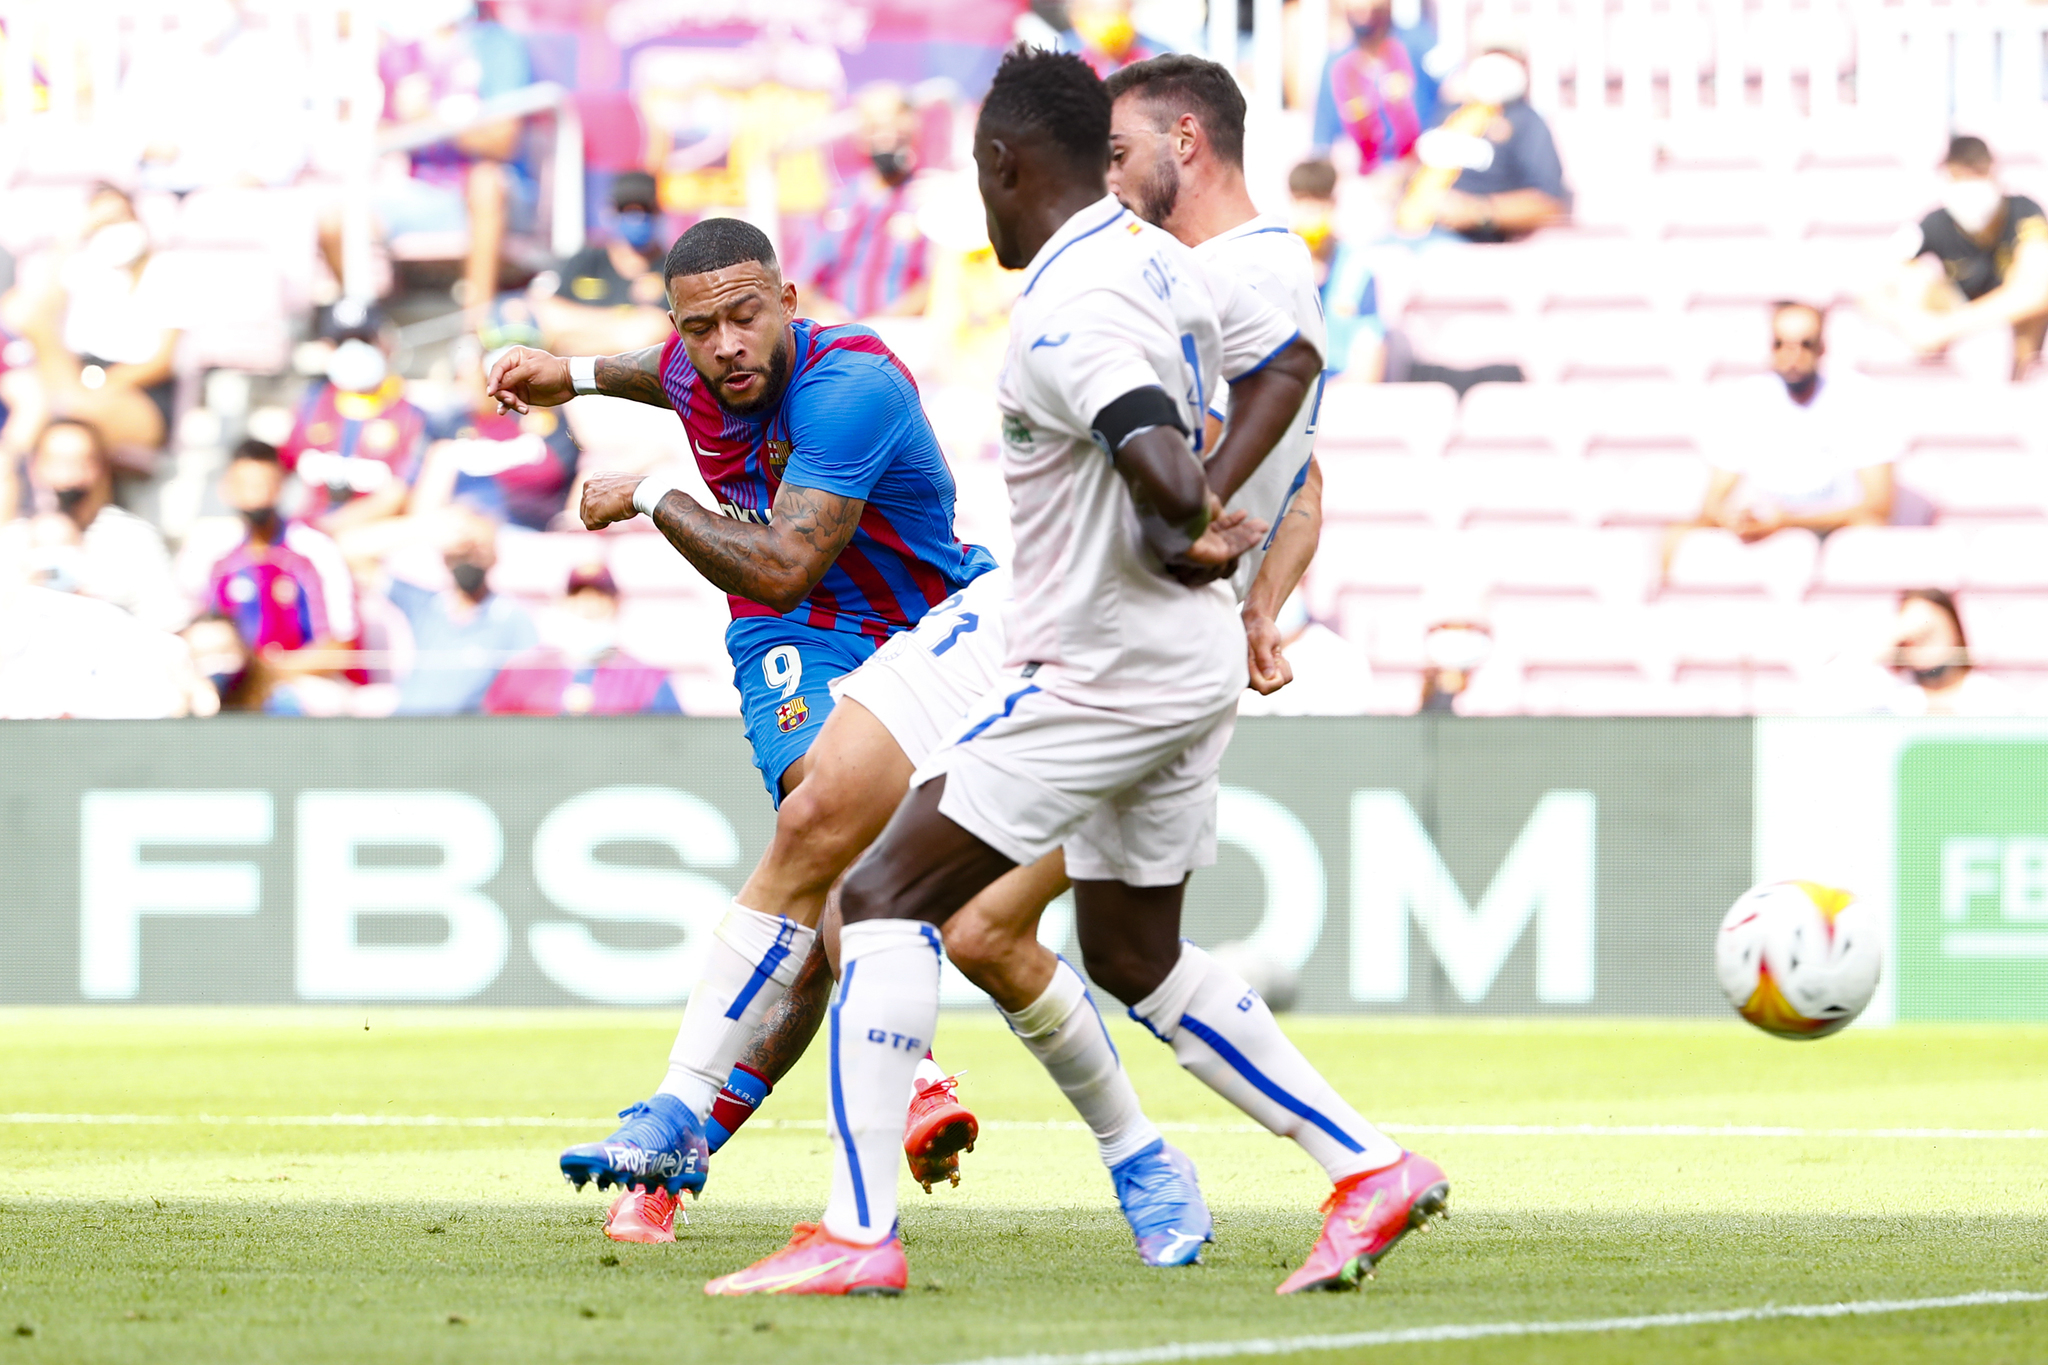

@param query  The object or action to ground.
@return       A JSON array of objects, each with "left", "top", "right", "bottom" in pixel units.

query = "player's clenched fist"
[
  {"left": 486, "top": 346, "right": 575, "bottom": 414},
  {"left": 580, "top": 472, "right": 649, "bottom": 530}
]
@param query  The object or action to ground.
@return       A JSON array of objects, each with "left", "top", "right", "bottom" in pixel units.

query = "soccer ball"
[{"left": 1714, "top": 881, "right": 1881, "bottom": 1040}]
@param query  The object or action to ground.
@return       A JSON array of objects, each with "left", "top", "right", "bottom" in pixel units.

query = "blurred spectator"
[
  {"left": 797, "top": 86, "right": 933, "bottom": 323},
  {"left": 205, "top": 440, "right": 357, "bottom": 658},
  {"left": 1395, "top": 39, "right": 1569, "bottom": 240},
  {"left": 413, "top": 341, "right": 582, "bottom": 531},
  {"left": 1868, "top": 136, "right": 2048, "bottom": 381},
  {"left": 484, "top": 562, "right": 680, "bottom": 715},
  {"left": 0, "top": 417, "right": 187, "bottom": 631},
  {"left": 0, "top": 184, "right": 181, "bottom": 464},
  {"left": 278, "top": 302, "right": 428, "bottom": 546},
  {"left": 0, "top": 578, "right": 205, "bottom": 719},
  {"left": 1290, "top": 160, "right": 1384, "bottom": 376},
  {"left": 337, "top": 0, "right": 535, "bottom": 312},
  {"left": 1060, "top": 0, "right": 1171, "bottom": 78},
  {"left": 1418, "top": 615, "right": 1495, "bottom": 714},
  {"left": 385, "top": 509, "right": 535, "bottom": 716},
  {"left": 1690, "top": 303, "right": 1894, "bottom": 546},
  {"left": 119, "top": 0, "right": 312, "bottom": 192},
  {"left": 533, "top": 171, "right": 673, "bottom": 355},
  {"left": 1310, "top": 0, "right": 1423, "bottom": 174},
  {"left": 1808, "top": 590, "right": 2021, "bottom": 717},
  {"left": 182, "top": 613, "right": 287, "bottom": 714}
]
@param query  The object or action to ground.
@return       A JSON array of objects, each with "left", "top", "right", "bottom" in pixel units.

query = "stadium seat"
[
  {"left": 1663, "top": 528, "right": 1820, "bottom": 602},
  {"left": 1333, "top": 596, "right": 1431, "bottom": 670},
  {"left": 1957, "top": 595, "right": 2048, "bottom": 667},
  {"left": 1526, "top": 239, "right": 1661, "bottom": 310},
  {"left": 1652, "top": 169, "right": 1781, "bottom": 237},
  {"left": 1492, "top": 598, "right": 1654, "bottom": 669},
  {"left": 1809, "top": 526, "right": 1966, "bottom": 595},
  {"left": 1962, "top": 525, "right": 2048, "bottom": 592},
  {"left": 1403, "top": 243, "right": 1538, "bottom": 313},
  {"left": 1304, "top": 525, "right": 1446, "bottom": 614},
  {"left": 1577, "top": 382, "right": 1708, "bottom": 454},
  {"left": 1653, "top": 597, "right": 1810, "bottom": 673},
  {"left": 1687, "top": 305, "right": 1774, "bottom": 378},
  {"left": 608, "top": 531, "right": 714, "bottom": 595},
  {"left": 1897, "top": 452, "right": 2048, "bottom": 525},
  {"left": 1668, "top": 664, "right": 1806, "bottom": 716},
  {"left": 1799, "top": 597, "right": 1901, "bottom": 662},
  {"left": 1318, "top": 453, "right": 1452, "bottom": 526},
  {"left": 1450, "top": 454, "right": 1591, "bottom": 525},
  {"left": 1893, "top": 382, "right": 2044, "bottom": 452},
  {"left": 1533, "top": 307, "right": 1684, "bottom": 382},
  {"left": 490, "top": 531, "right": 606, "bottom": 598},
  {"left": 1589, "top": 452, "right": 1713, "bottom": 525},
  {"left": 1314, "top": 381, "right": 1459, "bottom": 458},
  {"left": 1480, "top": 526, "right": 1655, "bottom": 603},
  {"left": 1513, "top": 669, "right": 1678, "bottom": 716},
  {"left": 1798, "top": 167, "right": 1929, "bottom": 237},
  {"left": 1394, "top": 309, "right": 1532, "bottom": 372},
  {"left": 1451, "top": 382, "right": 1568, "bottom": 456}
]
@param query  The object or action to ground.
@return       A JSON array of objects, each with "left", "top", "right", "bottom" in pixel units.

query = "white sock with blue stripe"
[
  {"left": 1002, "top": 958, "right": 1161, "bottom": 1168},
  {"left": 822, "top": 918, "right": 943, "bottom": 1245},
  {"left": 655, "top": 901, "right": 816, "bottom": 1118},
  {"left": 1131, "top": 943, "right": 1401, "bottom": 1182}
]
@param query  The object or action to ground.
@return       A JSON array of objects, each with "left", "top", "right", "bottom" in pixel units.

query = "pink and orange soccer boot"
[
  {"left": 703, "top": 1223, "right": 908, "bottom": 1297},
  {"left": 904, "top": 1070, "right": 978, "bottom": 1192},
  {"left": 603, "top": 1184, "right": 681, "bottom": 1244},
  {"left": 1276, "top": 1150, "right": 1450, "bottom": 1295}
]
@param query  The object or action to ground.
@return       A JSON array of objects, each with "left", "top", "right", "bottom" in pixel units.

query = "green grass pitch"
[{"left": 2, "top": 1010, "right": 2044, "bottom": 1364}]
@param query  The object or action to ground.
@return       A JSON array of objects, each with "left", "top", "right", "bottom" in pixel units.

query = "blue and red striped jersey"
[
  {"left": 798, "top": 175, "right": 929, "bottom": 319},
  {"left": 658, "top": 318, "right": 994, "bottom": 639}
]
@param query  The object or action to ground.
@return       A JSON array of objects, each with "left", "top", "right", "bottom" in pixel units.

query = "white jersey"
[
  {"left": 996, "top": 196, "right": 1300, "bottom": 710},
  {"left": 1193, "top": 215, "right": 1327, "bottom": 600}
]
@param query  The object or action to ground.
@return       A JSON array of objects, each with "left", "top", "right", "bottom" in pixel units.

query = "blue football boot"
[
  {"left": 1110, "top": 1139, "right": 1213, "bottom": 1266},
  {"left": 560, "top": 1094, "right": 710, "bottom": 1198}
]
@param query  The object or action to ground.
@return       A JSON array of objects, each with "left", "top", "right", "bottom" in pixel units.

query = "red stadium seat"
[
  {"left": 1453, "top": 381, "right": 1570, "bottom": 456},
  {"left": 1480, "top": 526, "right": 1655, "bottom": 603},
  {"left": 1589, "top": 452, "right": 1713, "bottom": 525},
  {"left": 1897, "top": 452, "right": 2048, "bottom": 525},
  {"left": 1963, "top": 525, "right": 2048, "bottom": 592},
  {"left": 1809, "top": 526, "right": 1967, "bottom": 596},
  {"left": 1450, "top": 454, "right": 1591, "bottom": 525},
  {"left": 1663, "top": 528, "right": 1820, "bottom": 602},
  {"left": 1314, "top": 380, "right": 1459, "bottom": 458},
  {"left": 1318, "top": 454, "right": 1453, "bottom": 526},
  {"left": 1957, "top": 595, "right": 2048, "bottom": 667}
]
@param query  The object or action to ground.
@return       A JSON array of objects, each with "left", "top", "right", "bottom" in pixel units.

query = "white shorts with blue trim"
[
  {"left": 911, "top": 666, "right": 1240, "bottom": 888},
  {"left": 830, "top": 568, "right": 1011, "bottom": 769}
]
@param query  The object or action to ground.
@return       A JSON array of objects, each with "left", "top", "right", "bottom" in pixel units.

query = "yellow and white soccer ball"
[{"left": 1714, "top": 881, "right": 1882, "bottom": 1040}]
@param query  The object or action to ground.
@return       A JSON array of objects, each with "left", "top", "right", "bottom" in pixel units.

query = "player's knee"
[
  {"left": 940, "top": 911, "right": 1006, "bottom": 977},
  {"left": 1078, "top": 941, "right": 1167, "bottom": 1008},
  {"left": 769, "top": 784, "right": 859, "bottom": 887}
]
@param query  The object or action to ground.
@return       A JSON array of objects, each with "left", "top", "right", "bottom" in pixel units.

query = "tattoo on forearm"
[
  {"left": 737, "top": 941, "right": 833, "bottom": 1084},
  {"left": 595, "top": 346, "right": 672, "bottom": 408},
  {"left": 650, "top": 481, "right": 865, "bottom": 611}
]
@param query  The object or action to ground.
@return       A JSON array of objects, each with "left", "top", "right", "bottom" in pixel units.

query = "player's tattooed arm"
[
  {"left": 638, "top": 480, "right": 864, "bottom": 613},
  {"left": 485, "top": 344, "right": 674, "bottom": 412},
  {"left": 592, "top": 346, "right": 673, "bottom": 408},
  {"left": 1204, "top": 335, "right": 1322, "bottom": 502}
]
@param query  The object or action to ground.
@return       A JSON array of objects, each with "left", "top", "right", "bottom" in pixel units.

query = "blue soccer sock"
[
  {"left": 704, "top": 1062, "right": 772, "bottom": 1154},
  {"left": 1130, "top": 942, "right": 1401, "bottom": 1182}
]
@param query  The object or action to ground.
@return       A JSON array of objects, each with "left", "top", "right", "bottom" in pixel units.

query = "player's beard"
[
  {"left": 1126, "top": 150, "right": 1180, "bottom": 229},
  {"left": 710, "top": 330, "right": 794, "bottom": 418}
]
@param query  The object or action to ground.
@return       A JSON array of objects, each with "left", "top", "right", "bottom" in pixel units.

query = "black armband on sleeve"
[{"left": 1090, "top": 386, "right": 1187, "bottom": 454}]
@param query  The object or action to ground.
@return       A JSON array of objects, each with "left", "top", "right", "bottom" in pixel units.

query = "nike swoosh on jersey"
[{"left": 1030, "top": 332, "right": 1071, "bottom": 349}]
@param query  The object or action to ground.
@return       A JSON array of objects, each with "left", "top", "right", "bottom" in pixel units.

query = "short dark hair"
[
  {"left": 664, "top": 217, "right": 778, "bottom": 285},
  {"left": 232, "top": 438, "right": 281, "bottom": 465},
  {"left": 1902, "top": 588, "right": 1968, "bottom": 653},
  {"left": 612, "top": 171, "right": 660, "bottom": 211},
  {"left": 978, "top": 46, "right": 1111, "bottom": 170},
  {"left": 1944, "top": 135, "right": 1994, "bottom": 173},
  {"left": 1289, "top": 159, "right": 1338, "bottom": 200},
  {"left": 1104, "top": 53, "right": 1247, "bottom": 167}
]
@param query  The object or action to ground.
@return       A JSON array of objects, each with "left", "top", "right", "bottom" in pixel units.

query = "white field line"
[
  {"left": 3, "top": 1114, "right": 2046, "bottom": 1140},
  {"left": 944, "top": 1290, "right": 2048, "bottom": 1365}
]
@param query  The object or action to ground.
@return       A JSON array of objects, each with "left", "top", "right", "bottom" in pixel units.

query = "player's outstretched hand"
[
  {"left": 581, "top": 473, "right": 648, "bottom": 530},
  {"left": 1244, "top": 607, "right": 1294, "bottom": 694},
  {"left": 1165, "top": 501, "right": 1266, "bottom": 586},
  {"left": 487, "top": 346, "right": 575, "bottom": 414}
]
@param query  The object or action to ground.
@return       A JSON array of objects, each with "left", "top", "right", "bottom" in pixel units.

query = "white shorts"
[
  {"left": 832, "top": 569, "right": 1011, "bottom": 769},
  {"left": 912, "top": 668, "right": 1239, "bottom": 887}
]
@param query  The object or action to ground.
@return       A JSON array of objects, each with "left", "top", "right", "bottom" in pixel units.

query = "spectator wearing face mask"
[
  {"left": 204, "top": 439, "right": 357, "bottom": 662},
  {"left": 1395, "top": 37, "right": 1570, "bottom": 241},
  {"left": 795, "top": 84, "right": 935, "bottom": 323},
  {"left": 278, "top": 302, "right": 428, "bottom": 546},
  {"left": 1867, "top": 136, "right": 2048, "bottom": 381},
  {"left": 484, "top": 562, "right": 681, "bottom": 715},
  {"left": 533, "top": 171, "right": 674, "bottom": 356},
  {"left": 1311, "top": 0, "right": 1424, "bottom": 175},
  {"left": 1687, "top": 302, "right": 1895, "bottom": 549},
  {"left": 0, "top": 417, "right": 186, "bottom": 632},
  {"left": 0, "top": 183, "right": 183, "bottom": 467},
  {"left": 383, "top": 508, "right": 536, "bottom": 715},
  {"left": 1807, "top": 589, "right": 2022, "bottom": 717}
]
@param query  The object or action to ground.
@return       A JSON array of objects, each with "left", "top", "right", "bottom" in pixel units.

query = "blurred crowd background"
[{"left": 1, "top": 0, "right": 2045, "bottom": 720}]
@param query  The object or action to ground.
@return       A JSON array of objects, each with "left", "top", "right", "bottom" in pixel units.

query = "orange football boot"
[
  {"left": 904, "top": 1071, "right": 978, "bottom": 1191},
  {"left": 603, "top": 1184, "right": 681, "bottom": 1243},
  {"left": 703, "top": 1223, "right": 907, "bottom": 1297},
  {"left": 1276, "top": 1150, "right": 1450, "bottom": 1294}
]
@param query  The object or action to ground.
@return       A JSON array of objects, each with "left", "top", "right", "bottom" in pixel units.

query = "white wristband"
[
  {"left": 569, "top": 355, "right": 599, "bottom": 395},
  {"left": 632, "top": 475, "right": 686, "bottom": 517}
]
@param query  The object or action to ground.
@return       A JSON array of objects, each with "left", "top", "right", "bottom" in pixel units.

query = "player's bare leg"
[{"left": 1076, "top": 880, "right": 1449, "bottom": 1293}]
